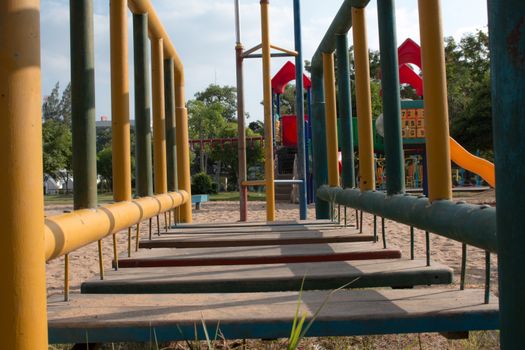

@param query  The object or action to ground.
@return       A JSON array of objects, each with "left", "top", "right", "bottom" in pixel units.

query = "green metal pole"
[
  {"left": 488, "top": 0, "right": 525, "bottom": 346},
  {"left": 377, "top": 0, "right": 404, "bottom": 195},
  {"left": 164, "top": 58, "right": 178, "bottom": 192},
  {"left": 336, "top": 34, "right": 355, "bottom": 189},
  {"left": 311, "top": 55, "right": 330, "bottom": 219},
  {"left": 133, "top": 13, "right": 153, "bottom": 197},
  {"left": 70, "top": 0, "right": 97, "bottom": 209}
]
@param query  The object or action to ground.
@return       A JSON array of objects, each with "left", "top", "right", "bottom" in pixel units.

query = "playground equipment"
[
  {"left": 1, "top": 0, "right": 524, "bottom": 348},
  {"left": 235, "top": 0, "right": 308, "bottom": 221}
]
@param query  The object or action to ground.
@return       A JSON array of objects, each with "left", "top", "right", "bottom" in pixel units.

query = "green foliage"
[
  {"left": 248, "top": 120, "right": 264, "bottom": 135},
  {"left": 192, "top": 172, "right": 215, "bottom": 194},
  {"left": 445, "top": 30, "right": 492, "bottom": 152},
  {"left": 194, "top": 84, "right": 238, "bottom": 122},
  {"left": 97, "top": 147, "right": 113, "bottom": 189},
  {"left": 42, "top": 120, "right": 72, "bottom": 178}
]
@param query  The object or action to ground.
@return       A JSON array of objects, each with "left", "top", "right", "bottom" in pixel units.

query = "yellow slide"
[{"left": 449, "top": 137, "right": 495, "bottom": 187}]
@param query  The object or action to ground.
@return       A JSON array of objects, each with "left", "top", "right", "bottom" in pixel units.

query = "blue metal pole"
[
  {"left": 306, "top": 88, "right": 313, "bottom": 203},
  {"left": 487, "top": 0, "right": 525, "bottom": 346},
  {"left": 311, "top": 54, "right": 330, "bottom": 219},
  {"left": 377, "top": 0, "right": 405, "bottom": 195},
  {"left": 336, "top": 34, "right": 355, "bottom": 189},
  {"left": 293, "top": 0, "right": 307, "bottom": 220}
]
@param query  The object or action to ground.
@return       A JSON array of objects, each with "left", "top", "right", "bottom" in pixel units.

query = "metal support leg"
[
  {"left": 410, "top": 226, "right": 415, "bottom": 260},
  {"left": 460, "top": 243, "right": 467, "bottom": 290}
]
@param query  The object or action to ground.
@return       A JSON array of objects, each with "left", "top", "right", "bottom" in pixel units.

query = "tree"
[
  {"left": 60, "top": 82, "right": 72, "bottom": 127},
  {"left": 248, "top": 121, "right": 264, "bottom": 135},
  {"left": 42, "top": 120, "right": 72, "bottom": 179},
  {"left": 445, "top": 30, "right": 492, "bottom": 154},
  {"left": 194, "top": 84, "right": 238, "bottom": 122},
  {"left": 97, "top": 147, "right": 113, "bottom": 191},
  {"left": 43, "top": 82, "right": 62, "bottom": 122}
]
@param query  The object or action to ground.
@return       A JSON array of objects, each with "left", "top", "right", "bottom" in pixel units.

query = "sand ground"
[{"left": 46, "top": 190, "right": 499, "bottom": 349}]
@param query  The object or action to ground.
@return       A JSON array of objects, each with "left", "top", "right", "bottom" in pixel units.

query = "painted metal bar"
[
  {"left": 98, "top": 240, "right": 104, "bottom": 279},
  {"left": 44, "top": 191, "right": 189, "bottom": 261},
  {"left": 70, "top": 0, "right": 97, "bottom": 210},
  {"left": 460, "top": 243, "right": 467, "bottom": 290},
  {"left": 0, "top": 1, "right": 48, "bottom": 345},
  {"left": 410, "top": 226, "right": 415, "bottom": 260},
  {"left": 485, "top": 251, "right": 490, "bottom": 304},
  {"left": 132, "top": 13, "right": 153, "bottom": 197},
  {"left": 270, "top": 44, "right": 298, "bottom": 56},
  {"left": 164, "top": 58, "right": 177, "bottom": 192},
  {"left": 110, "top": 0, "right": 132, "bottom": 201},
  {"left": 311, "top": 60, "right": 330, "bottom": 219},
  {"left": 234, "top": 0, "right": 248, "bottom": 222},
  {"left": 317, "top": 186, "right": 497, "bottom": 253},
  {"left": 487, "top": 0, "right": 525, "bottom": 343},
  {"left": 260, "top": 0, "right": 275, "bottom": 221},
  {"left": 117, "top": 250, "right": 402, "bottom": 268},
  {"left": 323, "top": 52, "right": 340, "bottom": 187},
  {"left": 377, "top": 0, "right": 404, "bottom": 195},
  {"left": 352, "top": 7, "right": 375, "bottom": 191},
  {"left": 244, "top": 53, "right": 296, "bottom": 59},
  {"left": 425, "top": 231, "right": 430, "bottom": 266},
  {"left": 336, "top": 34, "right": 355, "bottom": 189},
  {"left": 382, "top": 217, "right": 386, "bottom": 248},
  {"left": 293, "top": 0, "right": 307, "bottom": 220},
  {"left": 417, "top": 0, "right": 451, "bottom": 201},
  {"left": 151, "top": 38, "right": 167, "bottom": 194}
]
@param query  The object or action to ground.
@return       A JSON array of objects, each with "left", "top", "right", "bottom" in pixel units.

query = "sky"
[{"left": 40, "top": 0, "right": 488, "bottom": 122}]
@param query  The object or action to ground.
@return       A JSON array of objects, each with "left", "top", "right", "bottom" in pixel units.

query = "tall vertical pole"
[
  {"left": 378, "top": 0, "right": 405, "bottom": 195},
  {"left": 336, "top": 34, "right": 355, "bottom": 189},
  {"left": 352, "top": 7, "right": 375, "bottom": 191},
  {"left": 418, "top": 0, "right": 451, "bottom": 201},
  {"left": 488, "top": 0, "right": 525, "bottom": 347},
  {"left": 0, "top": 0, "right": 48, "bottom": 346},
  {"left": 323, "top": 52, "right": 340, "bottom": 187},
  {"left": 293, "top": 0, "right": 307, "bottom": 220},
  {"left": 260, "top": 0, "right": 276, "bottom": 221},
  {"left": 133, "top": 13, "right": 153, "bottom": 197},
  {"left": 151, "top": 38, "right": 167, "bottom": 194},
  {"left": 164, "top": 58, "right": 178, "bottom": 192},
  {"left": 234, "top": 0, "right": 248, "bottom": 221},
  {"left": 110, "top": 0, "right": 131, "bottom": 201},
  {"left": 311, "top": 57, "right": 330, "bottom": 218},
  {"left": 71, "top": 0, "right": 97, "bottom": 210},
  {"left": 174, "top": 72, "right": 193, "bottom": 223}
]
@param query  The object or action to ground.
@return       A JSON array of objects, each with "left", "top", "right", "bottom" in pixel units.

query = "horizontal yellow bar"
[
  {"left": 128, "top": 0, "right": 184, "bottom": 84},
  {"left": 44, "top": 191, "right": 189, "bottom": 261},
  {"left": 242, "top": 180, "right": 266, "bottom": 186},
  {"left": 270, "top": 44, "right": 298, "bottom": 57}
]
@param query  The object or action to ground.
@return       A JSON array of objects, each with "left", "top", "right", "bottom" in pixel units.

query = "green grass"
[
  {"left": 44, "top": 193, "right": 114, "bottom": 205},
  {"left": 209, "top": 191, "right": 266, "bottom": 202},
  {"left": 44, "top": 191, "right": 264, "bottom": 206}
]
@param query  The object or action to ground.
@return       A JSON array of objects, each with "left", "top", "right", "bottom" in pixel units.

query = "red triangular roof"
[
  {"left": 398, "top": 38, "right": 422, "bottom": 69},
  {"left": 271, "top": 61, "right": 312, "bottom": 94}
]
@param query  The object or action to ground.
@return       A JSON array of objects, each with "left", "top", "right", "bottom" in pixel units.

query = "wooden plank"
[
  {"left": 139, "top": 233, "right": 375, "bottom": 248},
  {"left": 165, "top": 224, "right": 348, "bottom": 235},
  {"left": 48, "top": 289, "right": 499, "bottom": 343},
  {"left": 116, "top": 250, "right": 402, "bottom": 268},
  {"left": 82, "top": 258, "right": 453, "bottom": 294},
  {"left": 172, "top": 219, "right": 336, "bottom": 229}
]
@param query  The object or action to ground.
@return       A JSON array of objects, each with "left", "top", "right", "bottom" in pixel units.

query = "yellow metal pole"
[
  {"left": 110, "top": 0, "right": 132, "bottom": 201},
  {"left": 0, "top": 0, "right": 48, "bottom": 346},
  {"left": 135, "top": 222, "right": 141, "bottom": 252},
  {"left": 352, "top": 7, "right": 375, "bottom": 191},
  {"left": 418, "top": 0, "right": 452, "bottom": 201},
  {"left": 323, "top": 52, "right": 340, "bottom": 187},
  {"left": 151, "top": 37, "right": 168, "bottom": 194},
  {"left": 64, "top": 254, "right": 70, "bottom": 302},
  {"left": 174, "top": 76, "right": 193, "bottom": 223},
  {"left": 98, "top": 240, "right": 104, "bottom": 280},
  {"left": 260, "top": 0, "right": 276, "bottom": 221}
]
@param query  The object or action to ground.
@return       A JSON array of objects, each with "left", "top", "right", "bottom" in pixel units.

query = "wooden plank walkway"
[
  {"left": 171, "top": 219, "right": 339, "bottom": 229},
  {"left": 163, "top": 224, "right": 349, "bottom": 235},
  {"left": 139, "top": 230, "right": 375, "bottom": 248},
  {"left": 82, "top": 258, "right": 453, "bottom": 294},
  {"left": 116, "top": 242, "right": 403, "bottom": 268},
  {"left": 48, "top": 289, "right": 499, "bottom": 344}
]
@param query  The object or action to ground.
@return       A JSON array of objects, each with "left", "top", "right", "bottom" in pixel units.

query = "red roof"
[
  {"left": 398, "top": 38, "right": 422, "bottom": 69},
  {"left": 271, "top": 61, "right": 312, "bottom": 94},
  {"left": 399, "top": 63, "right": 423, "bottom": 96}
]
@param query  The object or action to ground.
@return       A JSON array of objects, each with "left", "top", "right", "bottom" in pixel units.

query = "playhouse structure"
[{"left": 1, "top": 0, "right": 524, "bottom": 349}]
